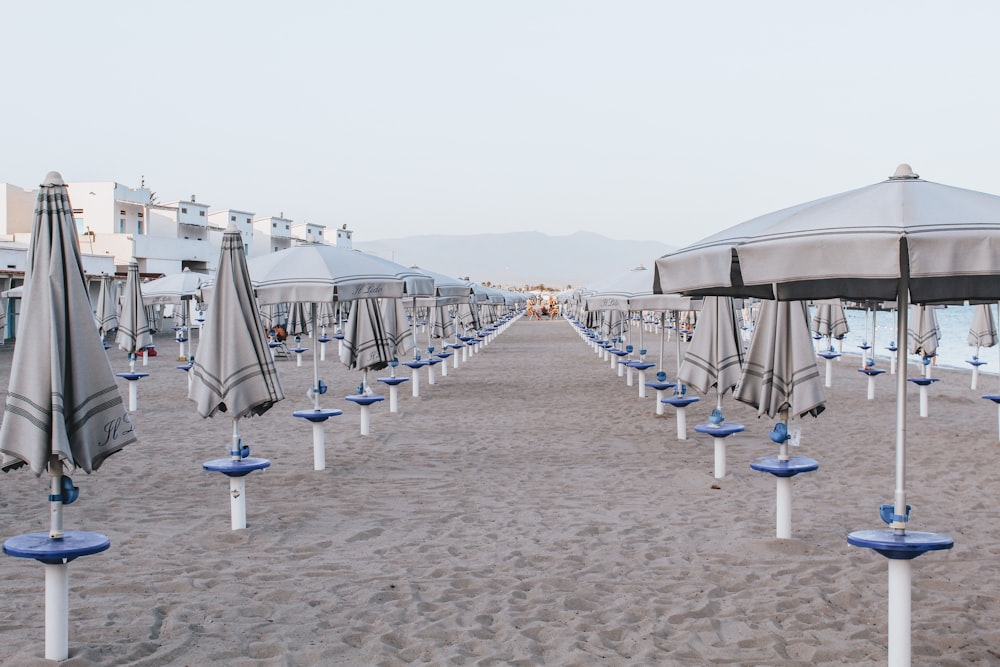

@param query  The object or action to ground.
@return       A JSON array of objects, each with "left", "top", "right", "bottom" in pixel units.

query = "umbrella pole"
[
  {"left": 893, "top": 295, "right": 908, "bottom": 532},
  {"left": 48, "top": 455, "right": 63, "bottom": 539},
  {"left": 230, "top": 418, "right": 247, "bottom": 530},
  {"left": 312, "top": 304, "right": 321, "bottom": 410},
  {"left": 659, "top": 313, "right": 666, "bottom": 372}
]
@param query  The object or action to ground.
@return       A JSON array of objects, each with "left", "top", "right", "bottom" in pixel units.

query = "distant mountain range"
[{"left": 354, "top": 231, "right": 676, "bottom": 290}]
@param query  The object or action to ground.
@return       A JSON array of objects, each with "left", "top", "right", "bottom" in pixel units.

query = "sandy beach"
[{"left": 1, "top": 317, "right": 999, "bottom": 666}]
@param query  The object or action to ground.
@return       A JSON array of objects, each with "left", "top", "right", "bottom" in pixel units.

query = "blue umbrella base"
[
  {"left": 4, "top": 531, "right": 110, "bottom": 565},
  {"left": 750, "top": 455, "right": 819, "bottom": 478},
  {"left": 203, "top": 457, "right": 271, "bottom": 477},
  {"left": 293, "top": 408, "right": 343, "bottom": 423},
  {"left": 847, "top": 529, "right": 954, "bottom": 560}
]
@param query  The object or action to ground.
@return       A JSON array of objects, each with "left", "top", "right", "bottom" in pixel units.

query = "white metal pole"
[
  {"left": 776, "top": 477, "right": 792, "bottom": 539},
  {"left": 128, "top": 381, "right": 138, "bottom": 412},
  {"left": 44, "top": 563, "right": 69, "bottom": 661},
  {"left": 230, "top": 477, "right": 247, "bottom": 530},
  {"left": 888, "top": 559, "right": 912, "bottom": 667},
  {"left": 714, "top": 441, "right": 726, "bottom": 479},
  {"left": 312, "top": 423, "right": 325, "bottom": 471},
  {"left": 676, "top": 407, "right": 688, "bottom": 440},
  {"left": 359, "top": 405, "right": 371, "bottom": 436},
  {"left": 388, "top": 385, "right": 399, "bottom": 413}
]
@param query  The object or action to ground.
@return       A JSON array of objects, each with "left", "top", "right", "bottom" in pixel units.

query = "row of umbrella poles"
[{"left": 0, "top": 174, "right": 527, "bottom": 660}]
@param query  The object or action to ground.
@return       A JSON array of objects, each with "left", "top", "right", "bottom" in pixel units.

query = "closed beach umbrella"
[
  {"left": 190, "top": 224, "right": 283, "bottom": 532},
  {"left": 736, "top": 300, "right": 825, "bottom": 419},
  {"left": 0, "top": 172, "right": 138, "bottom": 661},
  {"left": 189, "top": 224, "right": 283, "bottom": 419},
  {"left": 968, "top": 303, "right": 996, "bottom": 350},
  {"left": 380, "top": 297, "right": 414, "bottom": 360},
  {"left": 287, "top": 302, "right": 311, "bottom": 337},
  {"left": 94, "top": 273, "right": 119, "bottom": 340},
  {"left": 115, "top": 260, "right": 153, "bottom": 359},
  {"left": 677, "top": 296, "right": 744, "bottom": 407},
  {"left": 340, "top": 297, "right": 392, "bottom": 373},
  {"left": 907, "top": 304, "right": 941, "bottom": 359},
  {"left": 0, "top": 171, "right": 136, "bottom": 475},
  {"left": 811, "top": 299, "right": 849, "bottom": 340}
]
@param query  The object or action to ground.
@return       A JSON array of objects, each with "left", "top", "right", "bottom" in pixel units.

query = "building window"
[
  {"left": 246, "top": 218, "right": 251, "bottom": 224},
  {"left": 137, "top": 211, "right": 143, "bottom": 218},
  {"left": 272, "top": 222, "right": 276, "bottom": 229},
  {"left": 200, "top": 210, "right": 205, "bottom": 217},
  {"left": 118, "top": 220, "right": 125, "bottom": 233},
  {"left": 119, "top": 210, "right": 126, "bottom": 216},
  {"left": 244, "top": 244, "right": 249, "bottom": 254},
  {"left": 231, "top": 215, "right": 236, "bottom": 222},
  {"left": 138, "top": 220, "right": 144, "bottom": 235},
  {"left": 181, "top": 207, "right": 188, "bottom": 214}
]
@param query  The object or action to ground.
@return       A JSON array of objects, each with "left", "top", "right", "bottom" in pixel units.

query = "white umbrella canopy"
[
  {"left": 582, "top": 265, "right": 654, "bottom": 312},
  {"left": 735, "top": 300, "right": 826, "bottom": 419},
  {"left": 655, "top": 164, "right": 1000, "bottom": 303},
  {"left": 247, "top": 244, "right": 407, "bottom": 305},
  {"left": 0, "top": 172, "right": 135, "bottom": 475},
  {"left": 140, "top": 267, "right": 209, "bottom": 306},
  {"left": 115, "top": 260, "right": 153, "bottom": 357}
]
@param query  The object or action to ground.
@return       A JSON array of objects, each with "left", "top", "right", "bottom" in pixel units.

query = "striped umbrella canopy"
[
  {"left": 340, "top": 297, "right": 393, "bottom": 372},
  {"left": 0, "top": 172, "right": 135, "bottom": 476},
  {"left": 140, "top": 267, "right": 209, "bottom": 306},
  {"left": 907, "top": 304, "right": 941, "bottom": 358},
  {"left": 115, "top": 260, "right": 153, "bottom": 357},
  {"left": 735, "top": 300, "right": 825, "bottom": 418},
  {"left": 968, "top": 303, "right": 997, "bottom": 350},
  {"left": 810, "top": 299, "right": 849, "bottom": 340},
  {"left": 94, "top": 273, "right": 119, "bottom": 338},
  {"left": 189, "top": 224, "right": 283, "bottom": 418},
  {"left": 677, "top": 296, "right": 745, "bottom": 403}
]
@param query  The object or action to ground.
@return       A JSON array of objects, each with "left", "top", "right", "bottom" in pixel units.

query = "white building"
[
  {"left": 208, "top": 208, "right": 256, "bottom": 256},
  {"left": 252, "top": 214, "right": 294, "bottom": 256},
  {"left": 291, "top": 221, "right": 325, "bottom": 245}
]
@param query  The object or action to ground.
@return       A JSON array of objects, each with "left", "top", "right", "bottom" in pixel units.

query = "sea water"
[{"left": 809, "top": 304, "right": 1000, "bottom": 379}]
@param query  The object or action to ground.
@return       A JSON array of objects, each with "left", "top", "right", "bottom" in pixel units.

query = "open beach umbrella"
[
  {"left": 0, "top": 172, "right": 136, "bottom": 659},
  {"left": 115, "top": 260, "right": 153, "bottom": 363},
  {"left": 94, "top": 273, "right": 119, "bottom": 340},
  {"left": 140, "top": 267, "right": 209, "bottom": 306},
  {"left": 735, "top": 300, "right": 825, "bottom": 419},
  {"left": 247, "top": 244, "right": 408, "bottom": 305},
  {"left": 654, "top": 163, "right": 1000, "bottom": 665}
]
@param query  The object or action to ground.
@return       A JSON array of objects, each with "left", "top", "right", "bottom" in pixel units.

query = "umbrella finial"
[
  {"left": 42, "top": 171, "right": 64, "bottom": 186},
  {"left": 890, "top": 164, "right": 919, "bottom": 180}
]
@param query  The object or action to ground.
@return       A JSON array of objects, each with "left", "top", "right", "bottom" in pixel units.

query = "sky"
[{"left": 4, "top": 1, "right": 1000, "bottom": 250}]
